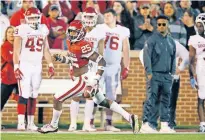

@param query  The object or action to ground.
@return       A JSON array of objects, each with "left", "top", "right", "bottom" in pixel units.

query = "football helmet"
[
  {"left": 24, "top": 7, "right": 41, "bottom": 30},
  {"left": 82, "top": 7, "right": 98, "bottom": 27},
  {"left": 195, "top": 13, "right": 205, "bottom": 35},
  {"left": 67, "top": 20, "right": 86, "bottom": 43}
]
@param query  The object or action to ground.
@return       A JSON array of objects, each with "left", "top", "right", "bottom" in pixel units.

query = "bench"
[{"left": 5, "top": 79, "right": 131, "bottom": 127}]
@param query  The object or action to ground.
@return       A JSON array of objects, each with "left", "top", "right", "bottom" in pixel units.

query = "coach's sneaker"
[
  {"left": 17, "top": 123, "right": 26, "bottom": 131},
  {"left": 82, "top": 125, "right": 96, "bottom": 132},
  {"left": 68, "top": 124, "right": 77, "bottom": 132},
  {"left": 159, "top": 122, "right": 176, "bottom": 133},
  {"left": 105, "top": 125, "right": 121, "bottom": 132},
  {"left": 38, "top": 124, "right": 58, "bottom": 134},
  {"left": 27, "top": 123, "right": 38, "bottom": 131},
  {"left": 130, "top": 114, "right": 139, "bottom": 133},
  {"left": 139, "top": 122, "right": 158, "bottom": 133},
  {"left": 199, "top": 125, "right": 205, "bottom": 132}
]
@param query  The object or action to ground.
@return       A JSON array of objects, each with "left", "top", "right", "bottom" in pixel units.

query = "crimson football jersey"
[{"left": 66, "top": 39, "right": 93, "bottom": 68}]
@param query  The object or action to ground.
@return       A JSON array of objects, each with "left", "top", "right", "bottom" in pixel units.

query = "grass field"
[{"left": 1, "top": 133, "right": 205, "bottom": 140}]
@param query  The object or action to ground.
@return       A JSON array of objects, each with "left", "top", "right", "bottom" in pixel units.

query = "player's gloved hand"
[
  {"left": 48, "top": 63, "right": 55, "bottom": 78},
  {"left": 14, "top": 64, "right": 23, "bottom": 80},
  {"left": 52, "top": 53, "right": 62, "bottom": 61},
  {"left": 121, "top": 68, "right": 129, "bottom": 80},
  {"left": 190, "top": 77, "right": 198, "bottom": 89},
  {"left": 89, "top": 74, "right": 101, "bottom": 88}
]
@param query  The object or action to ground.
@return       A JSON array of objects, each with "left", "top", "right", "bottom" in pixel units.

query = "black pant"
[
  {"left": 169, "top": 78, "right": 180, "bottom": 128},
  {"left": 1, "top": 83, "right": 18, "bottom": 111},
  {"left": 144, "top": 73, "right": 173, "bottom": 125}
]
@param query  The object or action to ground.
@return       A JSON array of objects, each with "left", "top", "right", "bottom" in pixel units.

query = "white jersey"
[
  {"left": 85, "top": 24, "right": 106, "bottom": 73},
  {"left": 188, "top": 35, "right": 205, "bottom": 75},
  {"left": 14, "top": 24, "right": 49, "bottom": 64},
  {"left": 84, "top": 24, "right": 106, "bottom": 51},
  {"left": 103, "top": 24, "right": 130, "bottom": 66}
]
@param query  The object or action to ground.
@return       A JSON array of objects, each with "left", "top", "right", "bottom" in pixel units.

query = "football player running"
[
  {"left": 189, "top": 13, "right": 205, "bottom": 132},
  {"left": 13, "top": 7, "right": 55, "bottom": 131},
  {"left": 68, "top": 7, "right": 105, "bottom": 132},
  {"left": 38, "top": 20, "right": 139, "bottom": 134}
]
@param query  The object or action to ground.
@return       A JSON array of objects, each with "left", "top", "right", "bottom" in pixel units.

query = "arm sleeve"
[
  {"left": 81, "top": 43, "right": 94, "bottom": 58},
  {"left": 179, "top": 26, "right": 187, "bottom": 46},
  {"left": 143, "top": 40, "right": 153, "bottom": 75},
  {"left": 122, "top": 27, "right": 130, "bottom": 40},
  {"left": 133, "top": 18, "right": 143, "bottom": 39},
  {"left": 13, "top": 25, "right": 23, "bottom": 37}
]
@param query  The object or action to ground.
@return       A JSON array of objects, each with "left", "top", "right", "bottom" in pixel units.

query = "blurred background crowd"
[{"left": 1, "top": 0, "right": 204, "bottom": 50}]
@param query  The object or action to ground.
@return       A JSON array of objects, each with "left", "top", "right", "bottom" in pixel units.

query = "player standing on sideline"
[
  {"left": 38, "top": 20, "right": 138, "bottom": 134},
  {"left": 189, "top": 13, "right": 205, "bottom": 132},
  {"left": 13, "top": 7, "right": 55, "bottom": 131},
  {"left": 101, "top": 8, "right": 130, "bottom": 132},
  {"left": 68, "top": 7, "right": 105, "bottom": 132}
]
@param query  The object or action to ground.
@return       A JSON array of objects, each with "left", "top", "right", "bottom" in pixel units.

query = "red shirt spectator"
[
  {"left": 71, "top": 1, "right": 112, "bottom": 15},
  {"left": 10, "top": 8, "right": 49, "bottom": 28},
  {"left": 1, "top": 27, "right": 17, "bottom": 85},
  {"left": 47, "top": 5, "right": 67, "bottom": 49},
  {"left": 42, "top": 1, "right": 74, "bottom": 23}
]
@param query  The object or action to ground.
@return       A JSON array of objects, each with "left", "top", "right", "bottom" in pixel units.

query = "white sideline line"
[{"left": 1, "top": 131, "right": 204, "bottom": 135}]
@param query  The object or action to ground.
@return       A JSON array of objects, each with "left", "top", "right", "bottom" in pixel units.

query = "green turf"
[{"left": 1, "top": 134, "right": 205, "bottom": 140}]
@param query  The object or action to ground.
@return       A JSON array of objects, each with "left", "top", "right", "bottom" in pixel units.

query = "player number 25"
[
  {"left": 105, "top": 36, "right": 119, "bottom": 50},
  {"left": 81, "top": 45, "right": 92, "bottom": 53},
  {"left": 25, "top": 38, "right": 44, "bottom": 52}
]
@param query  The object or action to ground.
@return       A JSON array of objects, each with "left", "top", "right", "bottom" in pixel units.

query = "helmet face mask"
[
  {"left": 67, "top": 20, "right": 86, "bottom": 43},
  {"left": 25, "top": 7, "right": 41, "bottom": 30},
  {"left": 82, "top": 7, "right": 98, "bottom": 27},
  {"left": 195, "top": 13, "right": 205, "bottom": 35}
]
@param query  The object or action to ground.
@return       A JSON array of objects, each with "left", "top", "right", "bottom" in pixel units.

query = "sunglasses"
[{"left": 157, "top": 23, "right": 166, "bottom": 26}]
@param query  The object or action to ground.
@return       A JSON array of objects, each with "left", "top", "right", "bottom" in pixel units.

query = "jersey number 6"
[
  {"left": 25, "top": 38, "right": 44, "bottom": 52},
  {"left": 105, "top": 36, "right": 119, "bottom": 50}
]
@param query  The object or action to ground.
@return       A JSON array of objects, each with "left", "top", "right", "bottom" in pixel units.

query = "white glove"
[{"left": 89, "top": 74, "right": 101, "bottom": 87}]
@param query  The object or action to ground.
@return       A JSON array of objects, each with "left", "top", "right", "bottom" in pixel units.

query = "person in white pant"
[
  {"left": 189, "top": 13, "right": 205, "bottom": 133},
  {"left": 68, "top": 7, "right": 105, "bottom": 132}
]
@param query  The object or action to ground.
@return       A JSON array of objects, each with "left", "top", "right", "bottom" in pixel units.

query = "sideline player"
[
  {"left": 13, "top": 7, "right": 55, "bottom": 131},
  {"left": 189, "top": 13, "right": 205, "bottom": 132}
]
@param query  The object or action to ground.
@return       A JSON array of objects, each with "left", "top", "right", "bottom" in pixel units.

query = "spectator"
[
  {"left": 163, "top": 2, "right": 187, "bottom": 47},
  {"left": 47, "top": 4, "right": 67, "bottom": 49},
  {"left": 10, "top": 0, "right": 48, "bottom": 28},
  {"left": 198, "top": 1, "right": 205, "bottom": 13},
  {"left": 112, "top": 0, "right": 134, "bottom": 49},
  {"left": 1, "top": 26, "right": 19, "bottom": 111},
  {"left": 70, "top": 0, "right": 112, "bottom": 15},
  {"left": 181, "top": 9, "right": 196, "bottom": 50},
  {"left": 125, "top": 0, "right": 137, "bottom": 18},
  {"left": 42, "top": 0, "right": 74, "bottom": 23},
  {"left": 133, "top": 2, "right": 155, "bottom": 50},
  {"left": 0, "top": 11, "right": 10, "bottom": 46},
  {"left": 1, "top": 0, "right": 20, "bottom": 18},
  {"left": 176, "top": 0, "right": 200, "bottom": 20},
  {"left": 140, "top": 15, "right": 176, "bottom": 133}
]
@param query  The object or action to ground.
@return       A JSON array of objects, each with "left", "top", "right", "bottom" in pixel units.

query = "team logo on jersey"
[{"left": 198, "top": 44, "right": 205, "bottom": 48}]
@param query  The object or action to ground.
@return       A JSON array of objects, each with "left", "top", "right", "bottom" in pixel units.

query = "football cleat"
[
  {"left": 130, "top": 114, "right": 139, "bottom": 134},
  {"left": 27, "top": 123, "right": 38, "bottom": 131},
  {"left": 38, "top": 124, "right": 58, "bottom": 134},
  {"left": 17, "top": 123, "right": 26, "bottom": 131}
]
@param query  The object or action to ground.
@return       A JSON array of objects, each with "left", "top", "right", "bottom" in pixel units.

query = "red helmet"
[
  {"left": 67, "top": 20, "right": 86, "bottom": 43},
  {"left": 24, "top": 7, "right": 41, "bottom": 29},
  {"left": 82, "top": 7, "right": 98, "bottom": 27}
]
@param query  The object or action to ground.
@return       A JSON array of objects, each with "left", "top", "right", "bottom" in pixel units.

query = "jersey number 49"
[{"left": 25, "top": 37, "right": 44, "bottom": 52}]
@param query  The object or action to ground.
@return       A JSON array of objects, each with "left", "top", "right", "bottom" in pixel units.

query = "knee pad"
[
  {"left": 18, "top": 96, "right": 28, "bottom": 105},
  {"left": 99, "top": 99, "right": 110, "bottom": 108},
  {"left": 92, "top": 90, "right": 106, "bottom": 105}
]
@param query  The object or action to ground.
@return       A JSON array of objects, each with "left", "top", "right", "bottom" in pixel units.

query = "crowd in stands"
[{"left": 1, "top": 0, "right": 204, "bottom": 50}]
